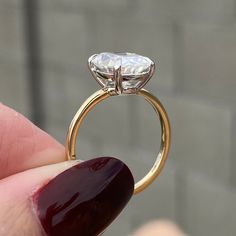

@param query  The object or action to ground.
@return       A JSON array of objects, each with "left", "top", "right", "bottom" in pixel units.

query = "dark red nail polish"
[{"left": 33, "top": 157, "right": 134, "bottom": 236}]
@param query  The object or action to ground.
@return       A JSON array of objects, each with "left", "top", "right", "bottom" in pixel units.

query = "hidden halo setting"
[{"left": 66, "top": 52, "right": 171, "bottom": 194}]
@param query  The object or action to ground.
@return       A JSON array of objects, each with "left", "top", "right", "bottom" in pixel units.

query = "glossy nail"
[{"left": 33, "top": 157, "right": 134, "bottom": 236}]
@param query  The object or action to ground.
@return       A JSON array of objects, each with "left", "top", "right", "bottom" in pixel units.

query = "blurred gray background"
[{"left": 1, "top": 0, "right": 236, "bottom": 235}]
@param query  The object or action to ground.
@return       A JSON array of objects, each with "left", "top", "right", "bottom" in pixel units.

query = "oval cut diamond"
[
  {"left": 91, "top": 52, "right": 153, "bottom": 76},
  {"left": 88, "top": 52, "right": 155, "bottom": 94}
]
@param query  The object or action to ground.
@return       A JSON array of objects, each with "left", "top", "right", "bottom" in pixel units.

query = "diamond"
[{"left": 88, "top": 52, "right": 155, "bottom": 94}]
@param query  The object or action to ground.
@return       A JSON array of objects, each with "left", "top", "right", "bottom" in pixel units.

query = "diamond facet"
[{"left": 88, "top": 52, "right": 155, "bottom": 94}]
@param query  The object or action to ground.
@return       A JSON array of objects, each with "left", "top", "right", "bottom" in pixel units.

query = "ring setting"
[
  {"left": 66, "top": 52, "right": 171, "bottom": 194},
  {"left": 88, "top": 52, "right": 155, "bottom": 95}
]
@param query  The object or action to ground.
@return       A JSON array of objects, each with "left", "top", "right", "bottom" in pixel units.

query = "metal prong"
[
  {"left": 88, "top": 54, "right": 106, "bottom": 88},
  {"left": 114, "top": 65, "right": 123, "bottom": 95},
  {"left": 136, "top": 61, "right": 155, "bottom": 91},
  {"left": 87, "top": 54, "right": 98, "bottom": 78}
]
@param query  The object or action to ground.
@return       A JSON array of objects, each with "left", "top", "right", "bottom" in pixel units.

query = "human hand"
[
  {"left": 133, "top": 220, "right": 187, "bottom": 236},
  {"left": 0, "top": 103, "right": 134, "bottom": 236}
]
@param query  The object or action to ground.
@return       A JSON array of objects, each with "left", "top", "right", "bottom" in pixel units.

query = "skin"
[
  {"left": 133, "top": 220, "right": 187, "bottom": 236},
  {"left": 0, "top": 103, "right": 185, "bottom": 236}
]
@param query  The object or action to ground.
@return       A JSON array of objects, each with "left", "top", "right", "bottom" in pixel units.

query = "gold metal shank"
[{"left": 65, "top": 88, "right": 171, "bottom": 195}]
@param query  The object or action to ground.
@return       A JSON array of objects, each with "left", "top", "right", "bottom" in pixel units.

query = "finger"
[
  {"left": 0, "top": 156, "right": 134, "bottom": 236},
  {"left": 133, "top": 220, "right": 187, "bottom": 236},
  {"left": 0, "top": 103, "right": 65, "bottom": 179}
]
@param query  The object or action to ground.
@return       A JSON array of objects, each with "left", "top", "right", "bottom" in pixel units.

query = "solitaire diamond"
[{"left": 88, "top": 52, "right": 155, "bottom": 94}]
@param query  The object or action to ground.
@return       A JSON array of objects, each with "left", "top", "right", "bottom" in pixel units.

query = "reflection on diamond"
[{"left": 89, "top": 52, "right": 155, "bottom": 94}]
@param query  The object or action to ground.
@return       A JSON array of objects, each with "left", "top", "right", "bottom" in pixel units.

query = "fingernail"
[{"left": 33, "top": 157, "right": 134, "bottom": 236}]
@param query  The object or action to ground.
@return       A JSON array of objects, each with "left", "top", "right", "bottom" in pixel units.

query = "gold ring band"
[{"left": 65, "top": 88, "right": 171, "bottom": 195}]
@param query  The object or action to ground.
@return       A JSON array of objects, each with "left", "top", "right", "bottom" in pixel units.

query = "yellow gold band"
[{"left": 65, "top": 88, "right": 171, "bottom": 195}]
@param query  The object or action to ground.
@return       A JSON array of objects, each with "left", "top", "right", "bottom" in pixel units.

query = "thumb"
[{"left": 0, "top": 157, "right": 134, "bottom": 236}]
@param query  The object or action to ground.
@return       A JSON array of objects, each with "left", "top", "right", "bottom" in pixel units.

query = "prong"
[
  {"left": 149, "top": 61, "right": 156, "bottom": 79},
  {"left": 88, "top": 54, "right": 98, "bottom": 65},
  {"left": 87, "top": 54, "right": 98, "bottom": 76},
  {"left": 114, "top": 65, "right": 123, "bottom": 95},
  {"left": 137, "top": 61, "right": 155, "bottom": 91},
  {"left": 88, "top": 54, "right": 106, "bottom": 88}
]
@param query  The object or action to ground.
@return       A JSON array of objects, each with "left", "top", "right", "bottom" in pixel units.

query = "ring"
[{"left": 65, "top": 52, "right": 171, "bottom": 194}]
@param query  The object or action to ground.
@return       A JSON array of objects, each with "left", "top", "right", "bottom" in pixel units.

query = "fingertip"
[
  {"left": 133, "top": 220, "right": 186, "bottom": 236},
  {"left": 33, "top": 157, "right": 134, "bottom": 236}
]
